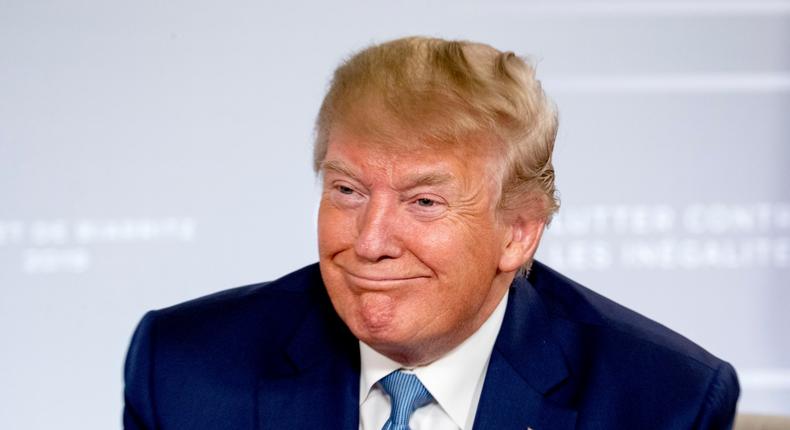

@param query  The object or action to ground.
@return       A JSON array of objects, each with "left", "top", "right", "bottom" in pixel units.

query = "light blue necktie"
[{"left": 378, "top": 370, "right": 433, "bottom": 430}]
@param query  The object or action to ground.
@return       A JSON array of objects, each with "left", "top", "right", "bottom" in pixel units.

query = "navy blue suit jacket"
[{"left": 123, "top": 262, "right": 739, "bottom": 429}]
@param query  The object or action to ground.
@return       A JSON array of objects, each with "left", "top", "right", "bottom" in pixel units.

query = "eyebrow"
[
  {"left": 320, "top": 159, "right": 455, "bottom": 189},
  {"left": 400, "top": 171, "right": 454, "bottom": 189},
  {"left": 320, "top": 160, "right": 361, "bottom": 182}
]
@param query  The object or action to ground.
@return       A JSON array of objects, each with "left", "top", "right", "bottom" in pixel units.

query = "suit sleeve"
[
  {"left": 694, "top": 361, "right": 740, "bottom": 430},
  {"left": 123, "top": 311, "right": 159, "bottom": 430}
]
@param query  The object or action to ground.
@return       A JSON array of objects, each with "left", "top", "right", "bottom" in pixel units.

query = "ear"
[{"left": 498, "top": 214, "right": 546, "bottom": 273}]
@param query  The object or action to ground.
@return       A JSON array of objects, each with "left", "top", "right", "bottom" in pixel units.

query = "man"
[{"left": 124, "top": 37, "right": 739, "bottom": 429}]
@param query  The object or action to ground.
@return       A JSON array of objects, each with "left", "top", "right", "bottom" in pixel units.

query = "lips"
[
  {"left": 340, "top": 269, "right": 430, "bottom": 290},
  {"left": 345, "top": 271, "right": 427, "bottom": 282},
  {"left": 348, "top": 270, "right": 424, "bottom": 280}
]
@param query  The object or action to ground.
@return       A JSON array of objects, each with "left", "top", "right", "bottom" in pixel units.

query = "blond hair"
[{"left": 314, "top": 36, "right": 559, "bottom": 220}]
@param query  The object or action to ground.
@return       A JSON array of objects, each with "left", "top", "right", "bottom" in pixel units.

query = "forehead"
[
  {"left": 325, "top": 124, "right": 502, "bottom": 166},
  {"left": 321, "top": 127, "right": 502, "bottom": 187}
]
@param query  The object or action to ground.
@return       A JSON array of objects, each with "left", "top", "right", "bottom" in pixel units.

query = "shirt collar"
[{"left": 359, "top": 290, "right": 509, "bottom": 428}]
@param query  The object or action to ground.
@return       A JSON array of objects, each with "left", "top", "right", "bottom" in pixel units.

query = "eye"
[
  {"left": 328, "top": 182, "right": 365, "bottom": 208},
  {"left": 416, "top": 198, "right": 435, "bottom": 207},
  {"left": 408, "top": 194, "right": 446, "bottom": 219},
  {"left": 338, "top": 185, "right": 354, "bottom": 195}
]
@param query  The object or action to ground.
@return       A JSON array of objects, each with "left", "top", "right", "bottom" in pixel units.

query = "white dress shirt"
[{"left": 359, "top": 291, "right": 509, "bottom": 430}]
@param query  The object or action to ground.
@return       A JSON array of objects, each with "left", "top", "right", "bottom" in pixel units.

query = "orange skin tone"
[{"left": 318, "top": 127, "right": 545, "bottom": 366}]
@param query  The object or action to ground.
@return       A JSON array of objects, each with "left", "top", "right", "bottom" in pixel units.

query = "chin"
[{"left": 343, "top": 306, "right": 419, "bottom": 353}]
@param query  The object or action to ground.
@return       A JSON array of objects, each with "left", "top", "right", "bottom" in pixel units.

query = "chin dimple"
[{"left": 358, "top": 293, "right": 396, "bottom": 331}]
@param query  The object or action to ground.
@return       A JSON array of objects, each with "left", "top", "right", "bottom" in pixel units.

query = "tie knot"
[{"left": 379, "top": 371, "right": 433, "bottom": 430}]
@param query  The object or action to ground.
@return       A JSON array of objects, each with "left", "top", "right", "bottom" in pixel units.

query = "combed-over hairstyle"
[{"left": 314, "top": 36, "right": 559, "bottom": 220}]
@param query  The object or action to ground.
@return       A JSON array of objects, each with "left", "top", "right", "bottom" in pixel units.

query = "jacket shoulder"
[
  {"left": 529, "top": 260, "right": 722, "bottom": 368},
  {"left": 123, "top": 263, "right": 331, "bottom": 428},
  {"left": 157, "top": 262, "right": 323, "bottom": 315},
  {"left": 142, "top": 263, "right": 325, "bottom": 358},
  {"left": 526, "top": 261, "right": 739, "bottom": 427}
]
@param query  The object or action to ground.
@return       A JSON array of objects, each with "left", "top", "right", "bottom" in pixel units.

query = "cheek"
[
  {"left": 406, "top": 222, "right": 455, "bottom": 256},
  {"left": 320, "top": 259, "right": 355, "bottom": 311},
  {"left": 410, "top": 219, "right": 500, "bottom": 273},
  {"left": 317, "top": 201, "right": 356, "bottom": 254}
]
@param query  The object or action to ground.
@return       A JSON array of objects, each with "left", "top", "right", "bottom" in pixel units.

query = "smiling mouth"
[{"left": 343, "top": 271, "right": 429, "bottom": 287}]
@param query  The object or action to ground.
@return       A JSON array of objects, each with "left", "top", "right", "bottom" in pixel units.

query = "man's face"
[{"left": 317, "top": 127, "right": 518, "bottom": 365}]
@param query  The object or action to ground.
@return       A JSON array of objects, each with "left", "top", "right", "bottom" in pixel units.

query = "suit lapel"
[
  {"left": 473, "top": 276, "right": 577, "bottom": 430},
  {"left": 257, "top": 287, "right": 360, "bottom": 430}
]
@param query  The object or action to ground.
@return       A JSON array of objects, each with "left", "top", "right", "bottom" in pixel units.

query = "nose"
[{"left": 354, "top": 195, "right": 403, "bottom": 262}]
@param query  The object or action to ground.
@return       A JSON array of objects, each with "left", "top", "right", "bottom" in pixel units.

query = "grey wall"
[{"left": 1, "top": 1, "right": 788, "bottom": 428}]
